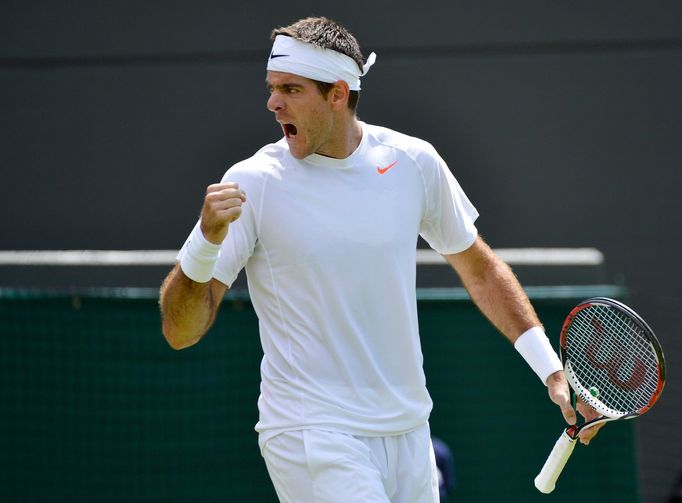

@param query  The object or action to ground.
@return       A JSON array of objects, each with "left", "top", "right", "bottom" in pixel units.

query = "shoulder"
[
  {"left": 363, "top": 123, "right": 441, "bottom": 164},
  {"left": 220, "top": 139, "right": 289, "bottom": 186}
]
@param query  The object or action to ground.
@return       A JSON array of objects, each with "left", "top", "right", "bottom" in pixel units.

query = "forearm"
[
  {"left": 160, "top": 182, "right": 244, "bottom": 349},
  {"left": 159, "top": 264, "right": 222, "bottom": 349},
  {"left": 445, "top": 237, "right": 541, "bottom": 343},
  {"left": 446, "top": 237, "right": 564, "bottom": 385}
]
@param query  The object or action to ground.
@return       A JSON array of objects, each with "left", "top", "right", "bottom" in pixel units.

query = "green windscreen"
[{"left": 0, "top": 286, "right": 637, "bottom": 502}]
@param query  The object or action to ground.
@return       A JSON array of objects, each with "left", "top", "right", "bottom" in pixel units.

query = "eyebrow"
[{"left": 265, "top": 81, "right": 305, "bottom": 92}]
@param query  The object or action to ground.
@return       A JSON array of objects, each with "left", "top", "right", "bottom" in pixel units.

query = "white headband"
[{"left": 266, "top": 35, "right": 376, "bottom": 91}]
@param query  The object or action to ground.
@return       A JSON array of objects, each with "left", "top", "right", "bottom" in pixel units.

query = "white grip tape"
[
  {"left": 514, "top": 327, "right": 563, "bottom": 385},
  {"left": 534, "top": 429, "right": 577, "bottom": 494},
  {"left": 179, "top": 225, "right": 221, "bottom": 283}
]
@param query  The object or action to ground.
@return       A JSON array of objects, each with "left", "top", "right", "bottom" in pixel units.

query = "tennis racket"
[{"left": 534, "top": 297, "right": 666, "bottom": 494}]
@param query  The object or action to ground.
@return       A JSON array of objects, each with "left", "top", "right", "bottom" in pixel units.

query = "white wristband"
[
  {"left": 179, "top": 225, "right": 221, "bottom": 283},
  {"left": 514, "top": 326, "right": 563, "bottom": 385}
]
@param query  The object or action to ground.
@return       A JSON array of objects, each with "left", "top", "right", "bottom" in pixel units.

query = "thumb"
[
  {"left": 546, "top": 371, "right": 576, "bottom": 425},
  {"left": 559, "top": 399, "right": 577, "bottom": 425}
]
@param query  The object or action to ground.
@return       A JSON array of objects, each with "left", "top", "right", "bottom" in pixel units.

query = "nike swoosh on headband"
[{"left": 269, "top": 52, "right": 289, "bottom": 59}]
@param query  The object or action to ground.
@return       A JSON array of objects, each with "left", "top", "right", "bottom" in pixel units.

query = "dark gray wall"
[{"left": 2, "top": 2, "right": 681, "bottom": 501}]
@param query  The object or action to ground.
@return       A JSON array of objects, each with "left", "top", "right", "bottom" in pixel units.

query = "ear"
[{"left": 329, "top": 80, "right": 350, "bottom": 110}]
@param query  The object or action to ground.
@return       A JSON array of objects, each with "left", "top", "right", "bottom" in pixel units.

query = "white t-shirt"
[{"left": 178, "top": 122, "right": 479, "bottom": 448}]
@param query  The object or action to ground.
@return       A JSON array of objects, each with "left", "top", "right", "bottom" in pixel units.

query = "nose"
[{"left": 267, "top": 91, "right": 283, "bottom": 113}]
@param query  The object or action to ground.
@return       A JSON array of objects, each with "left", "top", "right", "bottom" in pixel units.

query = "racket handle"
[{"left": 534, "top": 429, "right": 577, "bottom": 494}]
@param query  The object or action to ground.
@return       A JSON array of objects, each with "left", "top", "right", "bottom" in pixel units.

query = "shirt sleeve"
[{"left": 418, "top": 145, "right": 479, "bottom": 255}]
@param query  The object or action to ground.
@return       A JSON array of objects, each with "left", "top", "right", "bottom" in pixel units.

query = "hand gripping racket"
[{"left": 534, "top": 297, "right": 666, "bottom": 494}]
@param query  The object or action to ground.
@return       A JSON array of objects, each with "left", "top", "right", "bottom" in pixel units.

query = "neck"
[{"left": 316, "top": 115, "right": 362, "bottom": 159}]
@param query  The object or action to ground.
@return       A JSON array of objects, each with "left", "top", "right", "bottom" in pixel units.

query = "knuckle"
[
  {"left": 206, "top": 182, "right": 238, "bottom": 193},
  {"left": 205, "top": 190, "right": 220, "bottom": 202}
]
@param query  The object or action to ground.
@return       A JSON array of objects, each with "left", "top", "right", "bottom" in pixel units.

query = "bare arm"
[
  {"left": 444, "top": 235, "right": 542, "bottom": 342},
  {"left": 160, "top": 182, "right": 245, "bottom": 350},
  {"left": 444, "top": 237, "right": 579, "bottom": 424},
  {"left": 160, "top": 266, "right": 227, "bottom": 349},
  {"left": 445, "top": 235, "right": 604, "bottom": 443}
]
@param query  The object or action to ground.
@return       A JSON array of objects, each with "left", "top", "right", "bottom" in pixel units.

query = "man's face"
[{"left": 266, "top": 71, "right": 336, "bottom": 159}]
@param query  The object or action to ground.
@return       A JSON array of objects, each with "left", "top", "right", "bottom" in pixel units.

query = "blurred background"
[{"left": 1, "top": 1, "right": 680, "bottom": 501}]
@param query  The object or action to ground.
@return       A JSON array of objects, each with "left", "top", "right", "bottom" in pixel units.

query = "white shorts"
[{"left": 261, "top": 424, "right": 440, "bottom": 503}]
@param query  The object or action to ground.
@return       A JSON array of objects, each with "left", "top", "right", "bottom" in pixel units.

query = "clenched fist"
[{"left": 200, "top": 182, "right": 246, "bottom": 244}]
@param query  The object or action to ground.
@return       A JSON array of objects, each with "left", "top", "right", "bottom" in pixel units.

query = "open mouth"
[{"left": 283, "top": 123, "right": 298, "bottom": 138}]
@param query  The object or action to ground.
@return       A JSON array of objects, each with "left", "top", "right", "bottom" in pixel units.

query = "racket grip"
[{"left": 534, "top": 429, "right": 577, "bottom": 494}]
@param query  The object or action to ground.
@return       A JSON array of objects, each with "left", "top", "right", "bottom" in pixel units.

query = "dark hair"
[{"left": 271, "top": 17, "right": 364, "bottom": 111}]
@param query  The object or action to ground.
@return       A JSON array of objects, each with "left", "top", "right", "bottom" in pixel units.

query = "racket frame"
[
  {"left": 560, "top": 296, "right": 665, "bottom": 436},
  {"left": 534, "top": 297, "right": 666, "bottom": 494}
]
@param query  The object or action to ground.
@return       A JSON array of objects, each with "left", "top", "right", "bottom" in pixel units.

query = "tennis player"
[{"left": 160, "top": 16, "right": 602, "bottom": 502}]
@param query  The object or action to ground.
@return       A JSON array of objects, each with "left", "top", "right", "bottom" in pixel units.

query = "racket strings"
[{"left": 566, "top": 305, "right": 659, "bottom": 414}]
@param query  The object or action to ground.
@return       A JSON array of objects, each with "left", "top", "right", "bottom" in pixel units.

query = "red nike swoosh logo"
[{"left": 376, "top": 161, "right": 398, "bottom": 175}]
